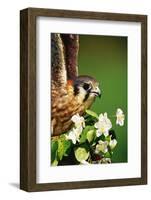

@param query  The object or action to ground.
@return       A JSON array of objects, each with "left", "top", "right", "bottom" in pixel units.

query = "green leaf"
[
  {"left": 87, "top": 130, "right": 95, "bottom": 143},
  {"left": 104, "top": 151, "right": 111, "bottom": 158},
  {"left": 57, "top": 138, "right": 72, "bottom": 160},
  {"left": 86, "top": 110, "right": 99, "bottom": 119},
  {"left": 52, "top": 159, "right": 58, "bottom": 166},
  {"left": 79, "top": 143, "right": 90, "bottom": 152},
  {"left": 94, "top": 134, "right": 105, "bottom": 143},
  {"left": 63, "top": 140, "right": 72, "bottom": 155},
  {"left": 80, "top": 131, "right": 87, "bottom": 143},
  {"left": 51, "top": 140, "right": 58, "bottom": 163},
  {"left": 105, "top": 135, "right": 111, "bottom": 142},
  {"left": 84, "top": 115, "right": 97, "bottom": 125},
  {"left": 99, "top": 134, "right": 106, "bottom": 141},
  {"left": 57, "top": 139, "right": 64, "bottom": 160},
  {"left": 74, "top": 147, "right": 89, "bottom": 162},
  {"left": 80, "top": 126, "right": 94, "bottom": 144}
]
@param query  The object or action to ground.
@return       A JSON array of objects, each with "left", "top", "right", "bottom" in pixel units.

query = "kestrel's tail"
[
  {"left": 51, "top": 33, "right": 79, "bottom": 87},
  {"left": 61, "top": 34, "right": 79, "bottom": 80},
  {"left": 51, "top": 33, "right": 67, "bottom": 86}
]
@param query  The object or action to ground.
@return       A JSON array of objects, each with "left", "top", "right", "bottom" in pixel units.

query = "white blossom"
[
  {"left": 71, "top": 114, "right": 85, "bottom": 128},
  {"left": 94, "top": 113, "right": 112, "bottom": 137},
  {"left": 66, "top": 127, "right": 82, "bottom": 144},
  {"left": 109, "top": 139, "right": 117, "bottom": 149},
  {"left": 116, "top": 108, "right": 125, "bottom": 126},
  {"left": 95, "top": 140, "right": 108, "bottom": 154}
]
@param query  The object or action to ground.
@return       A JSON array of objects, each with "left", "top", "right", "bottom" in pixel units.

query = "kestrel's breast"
[{"left": 51, "top": 84, "right": 84, "bottom": 136}]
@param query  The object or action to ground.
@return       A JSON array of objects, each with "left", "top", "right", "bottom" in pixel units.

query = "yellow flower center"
[
  {"left": 117, "top": 115, "right": 124, "bottom": 120},
  {"left": 100, "top": 127, "right": 105, "bottom": 133}
]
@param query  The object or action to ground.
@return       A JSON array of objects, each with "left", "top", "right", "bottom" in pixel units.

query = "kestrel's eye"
[{"left": 83, "top": 83, "right": 91, "bottom": 91}]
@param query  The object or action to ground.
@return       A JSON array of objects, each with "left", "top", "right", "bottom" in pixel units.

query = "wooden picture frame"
[{"left": 20, "top": 7, "right": 147, "bottom": 192}]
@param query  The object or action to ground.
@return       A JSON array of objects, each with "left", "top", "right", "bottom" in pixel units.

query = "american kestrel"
[{"left": 51, "top": 33, "right": 101, "bottom": 136}]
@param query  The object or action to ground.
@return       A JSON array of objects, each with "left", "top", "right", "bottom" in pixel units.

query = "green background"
[{"left": 78, "top": 35, "right": 127, "bottom": 163}]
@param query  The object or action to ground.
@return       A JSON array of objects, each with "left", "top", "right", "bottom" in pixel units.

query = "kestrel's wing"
[
  {"left": 61, "top": 34, "right": 79, "bottom": 80},
  {"left": 51, "top": 33, "right": 67, "bottom": 86}
]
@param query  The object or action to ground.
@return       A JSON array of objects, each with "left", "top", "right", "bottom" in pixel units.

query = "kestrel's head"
[{"left": 73, "top": 75, "right": 101, "bottom": 106}]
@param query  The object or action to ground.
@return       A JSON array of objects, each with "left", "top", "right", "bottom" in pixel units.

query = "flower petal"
[
  {"left": 80, "top": 160, "right": 90, "bottom": 165},
  {"left": 96, "top": 130, "right": 102, "bottom": 137},
  {"left": 104, "top": 131, "right": 109, "bottom": 137},
  {"left": 95, "top": 113, "right": 112, "bottom": 135},
  {"left": 109, "top": 139, "right": 117, "bottom": 149}
]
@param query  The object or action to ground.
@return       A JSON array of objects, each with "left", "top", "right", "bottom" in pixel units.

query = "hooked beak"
[{"left": 91, "top": 86, "right": 101, "bottom": 98}]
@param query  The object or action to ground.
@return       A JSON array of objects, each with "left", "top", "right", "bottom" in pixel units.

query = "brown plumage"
[{"left": 51, "top": 33, "right": 101, "bottom": 136}]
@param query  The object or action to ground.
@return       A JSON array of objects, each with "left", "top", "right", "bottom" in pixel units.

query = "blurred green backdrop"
[{"left": 78, "top": 35, "right": 127, "bottom": 163}]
